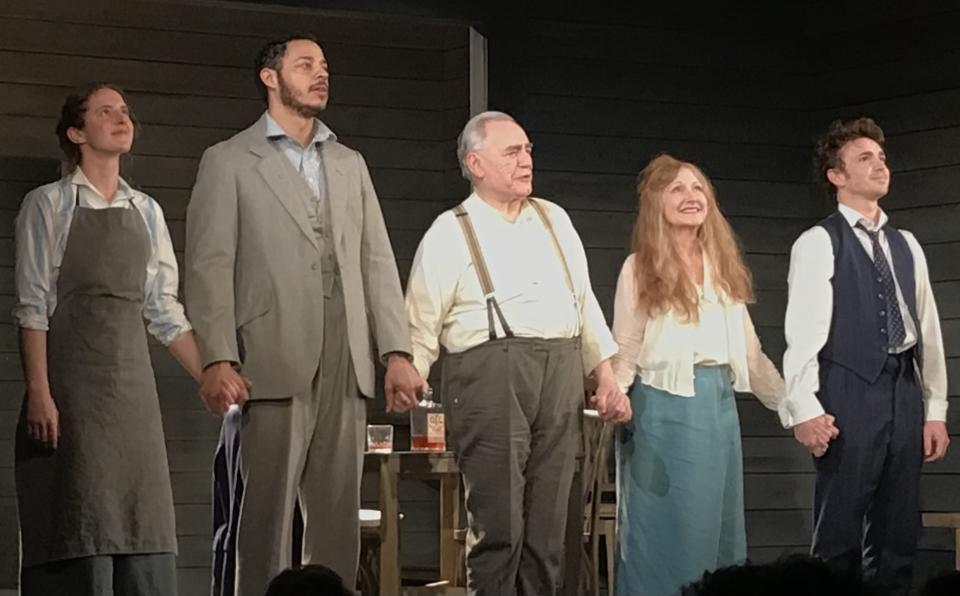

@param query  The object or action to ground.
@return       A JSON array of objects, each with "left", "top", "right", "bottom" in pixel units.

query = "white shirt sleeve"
[
  {"left": 405, "top": 215, "right": 460, "bottom": 379},
  {"left": 550, "top": 205, "right": 618, "bottom": 374},
  {"left": 13, "top": 188, "right": 56, "bottom": 331},
  {"left": 782, "top": 227, "right": 832, "bottom": 427},
  {"left": 902, "top": 231, "right": 949, "bottom": 422},
  {"left": 742, "top": 305, "right": 788, "bottom": 422},
  {"left": 611, "top": 254, "right": 647, "bottom": 393},
  {"left": 140, "top": 197, "right": 192, "bottom": 346}
]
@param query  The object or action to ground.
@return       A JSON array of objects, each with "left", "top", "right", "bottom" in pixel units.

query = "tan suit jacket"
[{"left": 185, "top": 118, "right": 410, "bottom": 398}]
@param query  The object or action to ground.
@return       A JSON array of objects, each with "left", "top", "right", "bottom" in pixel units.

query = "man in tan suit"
[{"left": 186, "top": 33, "right": 423, "bottom": 596}]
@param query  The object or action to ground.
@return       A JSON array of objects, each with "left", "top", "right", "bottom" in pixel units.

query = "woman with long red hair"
[{"left": 611, "top": 154, "right": 788, "bottom": 595}]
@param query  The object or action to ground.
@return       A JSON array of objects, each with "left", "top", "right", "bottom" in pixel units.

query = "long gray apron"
[{"left": 15, "top": 191, "right": 177, "bottom": 567}]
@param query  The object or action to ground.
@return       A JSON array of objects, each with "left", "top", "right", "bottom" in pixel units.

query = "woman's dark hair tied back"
[{"left": 55, "top": 83, "right": 138, "bottom": 175}]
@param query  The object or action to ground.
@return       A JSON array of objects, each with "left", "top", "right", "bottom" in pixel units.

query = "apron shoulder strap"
[{"left": 451, "top": 203, "right": 514, "bottom": 340}]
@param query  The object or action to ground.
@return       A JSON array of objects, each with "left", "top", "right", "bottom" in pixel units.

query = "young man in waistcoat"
[{"left": 782, "top": 117, "right": 950, "bottom": 595}]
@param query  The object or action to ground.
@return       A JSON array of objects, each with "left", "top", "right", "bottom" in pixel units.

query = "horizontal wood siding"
[{"left": 0, "top": 0, "right": 468, "bottom": 592}]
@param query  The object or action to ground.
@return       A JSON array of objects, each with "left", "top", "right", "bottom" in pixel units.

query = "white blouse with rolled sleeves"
[
  {"left": 611, "top": 253, "right": 788, "bottom": 425},
  {"left": 13, "top": 168, "right": 192, "bottom": 346}
]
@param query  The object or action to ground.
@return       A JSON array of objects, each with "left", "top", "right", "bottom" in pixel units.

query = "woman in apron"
[
  {"left": 611, "top": 154, "right": 793, "bottom": 596},
  {"left": 13, "top": 84, "right": 206, "bottom": 595}
]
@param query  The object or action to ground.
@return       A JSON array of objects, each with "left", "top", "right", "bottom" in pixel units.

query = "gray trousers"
[
  {"left": 234, "top": 278, "right": 366, "bottom": 596},
  {"left": 442, "top": 337, "right": 584, "bottom": 596},
  {"left": 20, "top": 554, "right": 177, "bottom": 596}
]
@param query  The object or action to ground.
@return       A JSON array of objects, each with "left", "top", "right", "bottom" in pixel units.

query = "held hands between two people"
[
  {"left": 793, "top": 414, "right": 839, "bottom": 457},
  {"left": 794, "top": 415, "right": 951, "bottom": 462},
  {"left": 591, "top": 376, "right": 632, "bottom": 423},
  {"left": 199, "top": 362, "right": 253, "bottom": 416},
  {"left": 383, "top": 354, "right": 632, "bottom": 421},
  {"left": 384, "top": 354, "right": 428, "bottom": 413},
  {"left": 199, "top": 355, "right": 427, "bottom": 415}
]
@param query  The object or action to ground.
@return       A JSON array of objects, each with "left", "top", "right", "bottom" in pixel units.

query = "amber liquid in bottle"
[
  {"left": 411, "top": 434, "right": 445, "bottom": 451},
  {"left": 410, "top": 390, "right": 445, "bottom": 451}
]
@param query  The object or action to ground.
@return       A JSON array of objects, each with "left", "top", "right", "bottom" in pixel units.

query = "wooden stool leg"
[
  {"left": 439, "top": 474, "right": 459, "bottom": 584},
  {"left": 591, "top": 531, "right": 601, "bottom": 596},
  {"left": 378, "top": 459, "right": 401, "bottom": 596},
  {"left": 605, "top": 523, "right": 615, "bottom": 595},
  {"left": 955, "top": 528, "right": 960, "bottom": 571}
]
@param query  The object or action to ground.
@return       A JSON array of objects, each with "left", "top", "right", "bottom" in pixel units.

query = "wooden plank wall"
[
  {"left": 803, "top": 0, "right": 960, "bottom": 583},
  {"left": 0, "top": 0, "right": 468, "bottom": 592}
]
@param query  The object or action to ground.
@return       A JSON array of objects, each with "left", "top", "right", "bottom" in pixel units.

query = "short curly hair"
[
  {"left": 813, "top": 117, "right": 885, "bottom": 191},
  {"left": 254, "top": 32, "right": 320, "bottom": 101}
]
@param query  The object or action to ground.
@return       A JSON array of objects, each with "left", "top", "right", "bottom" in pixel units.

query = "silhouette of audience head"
[
  {"left": 680, "top": 554, "right": 883, "bottom": 596},
  {"left": 263, "top": 564, "right": 353, "bottom": 596},
  {"left": 921, "top": 570, "right": 960, "bottom": 596}
]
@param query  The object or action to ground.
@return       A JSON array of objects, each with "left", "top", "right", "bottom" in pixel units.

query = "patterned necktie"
[{"left": 856, "top": 223, "right": 906, "bottom": 348}]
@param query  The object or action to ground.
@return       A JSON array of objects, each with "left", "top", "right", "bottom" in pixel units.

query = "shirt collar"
[
  {"left": 262, "top": 111, "right": 337, "bottom": 146},
  {"left": 69, "top": 167, "right": 136, "bottom": 203},
  {"left": 465, "top": 191, "right": 533, "bottom": 224},
  {"left": 838, "top": 202, "right": 888, "bottom": 232}
]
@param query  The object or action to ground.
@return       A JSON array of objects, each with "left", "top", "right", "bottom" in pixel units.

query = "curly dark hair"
[
  {"left": 254, "top": 32, "right": 320, "bottom": 101},
  {"left": 813, "top": 117, "right": 885, "bottom": 192},
  {"left": 55, "top": 83, "right": 139, "bottom": 174}
]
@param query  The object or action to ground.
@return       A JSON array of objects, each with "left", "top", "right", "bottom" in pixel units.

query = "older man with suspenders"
[{"left": 405, "top": 111, "right": 631, "bottom": 596}]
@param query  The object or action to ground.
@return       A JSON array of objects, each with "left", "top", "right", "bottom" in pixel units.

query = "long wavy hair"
[{"left": 630, "top": 154, "right": 754, "bottom": 323}]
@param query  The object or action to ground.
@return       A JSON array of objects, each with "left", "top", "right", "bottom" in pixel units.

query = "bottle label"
[{"left": 427, "top": 412, "right": 445, "bottom": 443}]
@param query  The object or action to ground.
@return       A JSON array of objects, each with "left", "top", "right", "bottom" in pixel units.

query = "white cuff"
[
  {"left": 782, "top": 394, "right": 825, "bottom": 429},
  {"left": 924, "top": 398, "right": 949, "bottom": 423}
]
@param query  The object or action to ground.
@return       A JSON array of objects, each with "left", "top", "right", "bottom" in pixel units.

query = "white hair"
[{"left": 456, "top": 110, "right": 517, "bottom": 180}]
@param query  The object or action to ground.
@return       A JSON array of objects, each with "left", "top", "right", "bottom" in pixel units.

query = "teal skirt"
[{"left": 615, "top": 366, "right": 746, "bottom": 596}]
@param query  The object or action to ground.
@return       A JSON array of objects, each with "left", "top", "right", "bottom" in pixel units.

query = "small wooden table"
[
  {"left": 922, "top": 512, "right": 960, "bottom": 570},
  {"left": 366, "top": 451, "right": 461, "bottom": 596}
]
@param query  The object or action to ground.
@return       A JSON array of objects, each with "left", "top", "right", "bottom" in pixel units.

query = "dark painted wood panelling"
[
  {"left": 2, "top": 1, "right": 455, "bottom": 49},
  {"left": 0, "top": 0, "right": 468, "bottom": 592},
  {"left": 533, "top": 132, "right": 811, "bottom": 182},
  {"left": 528, "top": 20, "right": 807, "bottom": 74},
  {"left": 524, "top": 95, "right": 811, "bottom": 146},
  {"left": 526, "top": 56, "right": 810, "bottom": 111},
  {"left": 814, "top": 50, "right": 960, "bottom": 109}
]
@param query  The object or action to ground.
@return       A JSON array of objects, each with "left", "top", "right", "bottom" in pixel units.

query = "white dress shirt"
[
  {"left": 262, "top": 111, "right": 336, "bottom": 199},
  {"left": 611, "top": 254, "right": 788, "bottom": 425},
  {"left": 406, "top": 193, "right": 618, "bottom": 378},
  {"left": 14, "top": 168, "right": 192, "bottom": 346},
  {"left": 782, "top": 203, "right": 948, "bottom": 426}
]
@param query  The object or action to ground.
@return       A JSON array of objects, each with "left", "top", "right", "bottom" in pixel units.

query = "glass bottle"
[{"left": 410, "top": 387, "right": 445, "bottom": 451}]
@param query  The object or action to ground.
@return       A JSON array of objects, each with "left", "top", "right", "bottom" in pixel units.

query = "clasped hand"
[{"left": 793, "top": 414, "right": 840, "bottom": 457}]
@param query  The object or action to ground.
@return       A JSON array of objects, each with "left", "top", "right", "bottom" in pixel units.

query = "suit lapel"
[
  {"left": 321, "top": 142, "right": 348, "bottom": 246},
  {"left": 248, "top": 131, "right": 320, "bottom": 252}
]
